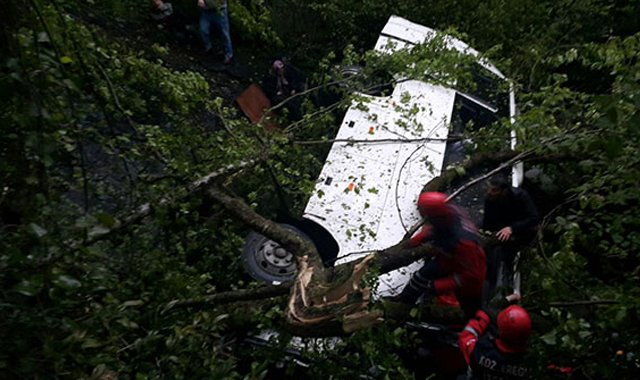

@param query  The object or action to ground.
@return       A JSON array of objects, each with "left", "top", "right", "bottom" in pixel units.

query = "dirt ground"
[{"left": 76, "top": 4, "right": 276, "bottom": 107}]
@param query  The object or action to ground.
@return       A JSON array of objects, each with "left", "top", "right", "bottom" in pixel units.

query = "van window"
[
  {"left": 469, "top": 63, "right": 510, "bottom": 117},
  {"left": 450, "top": 93, "right": 499, "bottom": 134}
]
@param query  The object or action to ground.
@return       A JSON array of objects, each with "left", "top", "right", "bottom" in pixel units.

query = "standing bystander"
[{"left": 198, "top": 0, "right": 233, "bottom": 64}]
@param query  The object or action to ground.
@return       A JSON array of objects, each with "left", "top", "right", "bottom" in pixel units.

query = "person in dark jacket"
[
  {"left": 396, "top": 192, "right": 486, "bottom": 318},
  {"left": 482, "top": 174, "right": 539, "bottom": 286},
  {"left": 459, "top": 305, "right": 533, "bottom": 379},
  {"left": 151, "top": 0, "right": 173, "bottom": 21},
  {"left": 262, "top": 58, "right": 306, "bottom": 120},
  {"left": 483, "top": 175, "right": 539, "bottom": 243}
]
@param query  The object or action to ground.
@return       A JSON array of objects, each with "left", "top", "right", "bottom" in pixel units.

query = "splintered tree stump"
[{"left": 286, "top": 254, "right": 378, "bottom": 332}]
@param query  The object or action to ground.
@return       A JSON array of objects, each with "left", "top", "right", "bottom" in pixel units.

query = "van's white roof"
[
  {"left": 374, "top": 15, "right": 506, "bottom": 80},
  {"left": 302, "top": 16, "right": 510, "bottom": 297},
  {"left": 303, "top": 81, "right": 455, "bottom": 295}
]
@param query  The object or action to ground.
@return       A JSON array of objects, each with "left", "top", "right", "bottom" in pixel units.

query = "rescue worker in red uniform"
[
  {"left": 396, "top": 192, "right": 486, "bottom": 318},
  {"left": 459, "top": 305, "right": 533, "bottom": 379}
]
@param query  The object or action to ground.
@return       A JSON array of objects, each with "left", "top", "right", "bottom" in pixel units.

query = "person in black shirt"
[{"left": 482, "top": 174, "right": 539, "bottom": 287}]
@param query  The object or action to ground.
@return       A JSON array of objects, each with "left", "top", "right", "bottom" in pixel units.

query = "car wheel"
[{"left": 242, "top": 224, "right": 311, "bottom": 285}]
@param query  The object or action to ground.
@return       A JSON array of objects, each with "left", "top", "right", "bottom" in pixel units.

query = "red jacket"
[
  {"left": 409, "top": 207, "right": 486, "bottom": 298},
  {"left": 434, "top": 238, "right": 485, "bottom": 298},
  {"left": 459, "top": 309, "right": 491, "bottom": 364}
]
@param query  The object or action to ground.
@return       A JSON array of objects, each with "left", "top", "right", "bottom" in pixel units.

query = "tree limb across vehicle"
[
  {"left": 163, "top": 284, "right": 291, "bottom": 311},
  {"left": 94, "top": 134, "right": 586, "bottom": 335},
  {"left": 160, "top": 150, "right": 530, "bottom": 335}
]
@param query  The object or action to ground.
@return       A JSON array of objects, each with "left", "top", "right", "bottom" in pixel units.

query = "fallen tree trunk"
[
  {"left": 164, "top": 146, "right": 582, "bottom": 335},
  {"left": 163, "top": 284, "right": 291, "bottom": 311},
  {"left": 205, "top": 186, "right": 326, "bottom": 280},
  {"left": 166, "top": 149, "right": 524, "bottom": 335},
  {"left": 162, "top": 242, "right": 434, "bottom": 313}
]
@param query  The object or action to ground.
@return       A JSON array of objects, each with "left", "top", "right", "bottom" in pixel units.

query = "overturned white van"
[{"left": 243, "top": 16, "right": 520, "bottom": 298}]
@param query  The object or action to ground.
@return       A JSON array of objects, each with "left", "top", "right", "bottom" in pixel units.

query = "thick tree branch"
[
  {"left": 397, "top": 150, "right": 521, "bottom": 239},
  {"left": 165, "top": 143, "right": 585, "bottom": 333},
  {"left": 205, "top": 186, "right": 325, "bottom": 277},
  {"left": 161, "top": 241, "right": 437, "bottom": 313},
  {"left": 447, "top": 150, "right": 534, "bottom": 200},
  {"left": 164, "top": 285, "right": 290, "bottom": 311},
  {"left": 422, "top": 150, "right": 520, "bottom": 193},
  {"left": 372, "top": 242, "right": 434, "bottom": 274},
  {"left": 403, "top": 147, "right": 578, "bottom": 239},
  {"left": 70, "top": 157, "right": 265, "bottom": 248}
]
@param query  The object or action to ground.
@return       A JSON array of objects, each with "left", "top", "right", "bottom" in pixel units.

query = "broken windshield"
[{"left": 467, "top": 62, "right": 510, "bottom": 117}]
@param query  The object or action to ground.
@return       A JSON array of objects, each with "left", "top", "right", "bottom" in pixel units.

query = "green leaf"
[
  {"left": 614, "top": 307, "right": 628, "bottom": 323},
  {"left": 53, "top": 275, "right": 82, "bottom": 289},
  {"left": 540, "top": 330, "right": 557, "bottom": 346},
  {"left": 29, "top": 223, "right": 48, "bottom": 238},
  {"left": 88, "top": 225, "right": 110, "bottom": 238},
  {"left": 37, "top": 32, "right": 50, "bottom": 43},
  {"left": 117, "top": 318, "right": 139, "bottom": 329},
  {"left": 121, "top": 300, "right": 145, "bottom": 308},
  {"left": 14, "top": 278, "right": 43, "bottom": 296},
  {"left": 81, "top": 339, "right": 102, "bottom": 349},
  {"left": 95, "top": 213, "right": 117, "bottom": 227},
  {"left": 605, "top": 136, "right": 622, "bottom": 159},
  {"left": 59, "top": 56, "right": 73, "bottom": 64}
]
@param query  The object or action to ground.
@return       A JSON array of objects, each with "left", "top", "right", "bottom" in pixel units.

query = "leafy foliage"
[{"left": 2, "top": 0, "right": 640, "bottom": 379}]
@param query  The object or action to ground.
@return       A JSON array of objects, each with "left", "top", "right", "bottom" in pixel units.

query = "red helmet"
[
  {"left": 496, "top": 305, "right": 532, "bottom": 353},
  {"left": 417, "top": 192, "right": 450, "bottom": 218}
]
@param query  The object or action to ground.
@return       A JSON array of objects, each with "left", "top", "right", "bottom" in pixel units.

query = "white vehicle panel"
[
  {"left": 378, "top": 16, "right": 437, "bottom": 47},
  {"left": 303, "top": 81, "right": 455, "bottom": 269},
  {"left": 376, "top": 260, "right": 426, "bottom": 297},
  {"left": 375, "top": 15, "right": 506, "bottom": 80},
  {"left": 374, "top": 35, "right": 411, "bottom": 53},
  {"left": 296, "top": 16, "right": 515, "bottom": 298}
]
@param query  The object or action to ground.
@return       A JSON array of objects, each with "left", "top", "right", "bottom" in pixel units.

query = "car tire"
[{"left": 242, "top": 224, "right": 312, "bottom": 285}]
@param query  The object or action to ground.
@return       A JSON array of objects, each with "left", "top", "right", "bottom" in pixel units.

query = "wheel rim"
[{"left": 253, "top": 239, "right": 296, "bottom": 279}]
